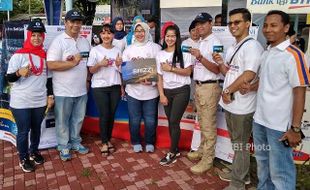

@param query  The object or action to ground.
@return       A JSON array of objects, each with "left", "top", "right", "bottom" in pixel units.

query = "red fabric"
[
  {"left": 161, "top": 21, "right": 175, "bottom": 39},
  {"left": 15, "top": 31, "right": 46, "bottom": 59}
]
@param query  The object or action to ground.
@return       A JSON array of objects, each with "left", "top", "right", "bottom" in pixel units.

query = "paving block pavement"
[{"left": 0, "top": 133, "right": 256, "bottom": 190}]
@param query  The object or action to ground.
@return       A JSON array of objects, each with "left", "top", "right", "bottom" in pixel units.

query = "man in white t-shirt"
[
  {"left": 47, "top": 10, "right": 91, "bottom": 161},
  {"left": 188, "top": 12, "right": 223, "bottom": 175},
  {"left": 213, "top": 8, "right": 263, "bottom": 190},
  {"left": 253, "top": 10, "right": 309, "bottom": 190}
]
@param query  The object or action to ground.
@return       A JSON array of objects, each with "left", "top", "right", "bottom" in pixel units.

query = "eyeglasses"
[
  {"left": 134, "top": 30, "right": 145, "bottom": 34},
  {"left": 227, "top": 20, "right": 244, "bottom": 26}
]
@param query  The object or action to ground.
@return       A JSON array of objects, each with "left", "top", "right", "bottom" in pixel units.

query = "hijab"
[
  {"left": 132, "top": 22, "right": 151, "bottom": 47},
  {"left": 126, "top": 15, "right": 145, "bottom": 45},
  {"left": 111, "top": 17, "right": 127, "bottom": 40}
]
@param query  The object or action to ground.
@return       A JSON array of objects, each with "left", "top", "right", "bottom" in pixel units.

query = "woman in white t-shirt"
[
  {"left": 6, "top": 19, "right": 54, "bottom": 173},
  {"left": 111, "top": 17, "right": 127, "bottom": 52},
  {"left": 87, "top": 24, "right": 123, "bottom": 156},
  {"left": 157, "top": 24, "right": 193, "bottom": 166},
  {"left": 122, "top": 22, "right": 161, "bottom": 153}
]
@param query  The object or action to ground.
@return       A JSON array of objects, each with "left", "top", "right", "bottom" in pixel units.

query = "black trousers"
[
  {"left": 92, "top": 85, "right": 121, "bottom": 144},
  {"left": 163, "top": 85, "right": 190, "bottom": 153}
]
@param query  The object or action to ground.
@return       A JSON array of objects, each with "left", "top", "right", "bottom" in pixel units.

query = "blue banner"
[
  {"left": 44, "top": 0, "right": 63, "bottom": 25},
  {"left": 0, "top": 0, "right": 13, "bottom": 11}
]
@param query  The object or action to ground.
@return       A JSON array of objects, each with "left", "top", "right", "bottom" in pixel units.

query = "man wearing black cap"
[
  {"left": 188, "top": 12, "right": 223, "bottom": 175},
  {"left": 47, "top": 10, "right": 91, "bottom": 161}
]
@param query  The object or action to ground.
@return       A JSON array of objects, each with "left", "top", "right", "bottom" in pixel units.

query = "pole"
[
  {"left": 65, "top": 0, "right": 73, "bottom": 12},
  {"left": 29, "top": 0, "right": 31, "bottom": 15},
  {"left": 7, "top": 10, "right": 9, "bottom": 21},
  {"left": 221, "top": 0, "right": 228, "bottom": 26}
]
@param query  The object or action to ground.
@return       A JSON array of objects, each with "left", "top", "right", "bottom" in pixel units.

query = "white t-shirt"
[
  {"left": 219, "top": 37, "right": 264, "bottom": 114},
  {"left": 87, "top": 45, "right": 122, "bottom": 88},
  {"left": 112, "top": 38, "right": 126, "bottom": 52},
  {"left": 7, "top": 54, "right": 47, "bottom": 108},
  {"left": 156, "top": 50, "right": 193, "bottom": 89},
  {"left": 47, "top": 32, "right": 91, "bottom": 97},
  {"left": 254, "top": 40, "right": 310, "bottom": 132},
  {"left": 193, "top": 33, "right": 222, "bottom": 81},
  {"left": 122, "top": 41, "right": 161, "bottom": 100}
]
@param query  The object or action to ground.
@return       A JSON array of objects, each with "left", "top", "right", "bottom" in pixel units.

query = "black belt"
[{"left": 195, "top": 80, "right": 222, "bottom": 85}]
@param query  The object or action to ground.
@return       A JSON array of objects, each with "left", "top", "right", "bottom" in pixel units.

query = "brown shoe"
[
  {"left": 190, "top": 160, "right": 212, "bottom": 175},
  {"left": 187, "top": 151, "right": 203, "bottom": 161}
]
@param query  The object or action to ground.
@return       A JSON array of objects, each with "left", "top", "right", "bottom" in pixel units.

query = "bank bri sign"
[{"left": 247, "top": 0, "right": 310, "bottom": 13}]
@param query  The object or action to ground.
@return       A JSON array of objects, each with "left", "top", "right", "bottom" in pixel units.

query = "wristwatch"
[
  {"left": 291, "top": 125, "right": 301, "bottom": 133},
  {"left": 223, "top": 88, "right": 231, "bottom": 94}
]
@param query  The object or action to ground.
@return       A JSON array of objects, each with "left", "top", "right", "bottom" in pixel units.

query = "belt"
[{"left": 195, "top": 80, "right": 221, "bottom": 85}]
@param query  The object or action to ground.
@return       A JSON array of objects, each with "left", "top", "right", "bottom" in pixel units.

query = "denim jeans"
[
  {"left": 11, "top": 106, "right": 46, "bottom": 160},
  {"left": 253, "top": 122, "right": 296, "bottom": 190},
  {"left": 92, "top": 85, "right": 121, "bottom": 144},
  {"left": 54, "top": 94, "right": 88, "bottom": 150},
  {"left": 127, "top": 95, "right": 159, "bottom": 145}
]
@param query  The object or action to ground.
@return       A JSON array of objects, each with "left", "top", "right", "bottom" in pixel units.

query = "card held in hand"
[{"left": 121, "top": 58, "right": 158, "bottom": 84}]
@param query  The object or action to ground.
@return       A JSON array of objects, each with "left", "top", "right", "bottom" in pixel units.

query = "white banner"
[
  {"left": 247, "top": 0, "right": 310, "bottom": 14},
  {"left": 160, "top": 0, "right": 222, "bottom": 8}
]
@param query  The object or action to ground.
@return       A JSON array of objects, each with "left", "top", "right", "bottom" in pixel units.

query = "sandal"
[
  {"left": 108, "top": 142, "right": 116, "bottom": 153},
  {"left": 101, "top": 144, "right": 109, "bottom": 156}
]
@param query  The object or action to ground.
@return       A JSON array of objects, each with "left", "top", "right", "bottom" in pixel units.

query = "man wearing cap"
[
  {"left": 188, "top": 13, "right": 223, "bottom": 174},
  {"left": 47, "top": 10, "right": 91, "bottom": 161}
]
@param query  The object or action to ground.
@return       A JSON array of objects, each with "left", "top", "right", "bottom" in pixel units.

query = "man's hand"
[
  {"left": 279, "top": 129, "right": 302, "bottom": 148},
  {"left": 212, "top": 52, "right": 224, "bottom": 65},
  {"left": 239, "top": 80, "right": 251, "bottom": 95},
  {"left": 189, "top": 48, "right": 201, "bottom": 59},
  {"left": 222, "top": 92, "right": 233, "bottom": 104},
  {"left": 47, "top": 96, "right": 54, "bottom": 109}
]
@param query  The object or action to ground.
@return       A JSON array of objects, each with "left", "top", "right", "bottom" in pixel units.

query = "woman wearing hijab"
[
  {"left": 6, "top": 19, "right": 54, "bottom": 172},
  {"left": 111, "top": 17, "right": 127, "bottom": 52},
  {"left": 157, "top": 24, "right": 193, "bottom": 166},
  {"left": 122, "top": 22, "right": 161, "bottom": 153}
]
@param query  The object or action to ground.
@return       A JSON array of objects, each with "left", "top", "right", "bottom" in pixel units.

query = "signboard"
[
  {"left": 121, "top": 58, "right": 158, "bottom": 84},
  {"left": 247, "top": 0, "right": 310, "bottom": 14},
  {"left": 160, "top": 0, "right": 222, "bottom": 8},
  {"left": 0, "top": 0, "right": 12, "bottom": 11}
]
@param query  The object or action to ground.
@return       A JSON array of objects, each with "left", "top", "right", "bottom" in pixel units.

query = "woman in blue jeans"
[
  {"left": 122, "top": 22, "right": 161, "bottom": 152},
  {"left": 6, "top": 19, "right": 54, "bottom": 172},
  {"left": 156, "top": 24, "right": 192, "bottom": 165}
]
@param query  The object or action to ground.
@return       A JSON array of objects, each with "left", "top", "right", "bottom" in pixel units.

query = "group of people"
[{"left": 6, "top": 7, "right": 308, "bottom": 190}]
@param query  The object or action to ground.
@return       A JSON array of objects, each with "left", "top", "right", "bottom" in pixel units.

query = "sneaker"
[
  {"left": 30, "top": 152, "right": 45, "bottom": 165},
  {"left": 218, "top": 171, "right": 251, "bottom": 185},
  {"left": 145, "top": 144, "right": 154, "bottom": 153},
  {"left": 72, "top": 144, "right": 89, "bottom": 154},
  {"left": 133, "top": 144, "right": 143, "bottom": 153},
  {"left": 159, "top": 152, "right": 177, "bottom": 166},
  {"left": 19, "top": 158, "right": 35, "bottom": 172},
  {"left": 60, "top": 149, "right": 72, "bottom": 161}
]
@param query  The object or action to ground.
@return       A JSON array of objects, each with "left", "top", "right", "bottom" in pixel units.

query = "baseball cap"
[
  {"left": 193, "top": 12, "right": 213, "bottom": 24},
  {"left": 65, "top": 10, "right": 84, "bottom": 21},
  {"left": 27, "top": 19, "right": 46, "bottom": 32}
]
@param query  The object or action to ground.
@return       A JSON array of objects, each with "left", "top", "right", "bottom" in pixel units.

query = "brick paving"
[{"left": 0, "top": 133, "right": 245, "bottom": 190}]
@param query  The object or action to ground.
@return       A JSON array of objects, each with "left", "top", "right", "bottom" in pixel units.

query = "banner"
[
  {"left": 121, "top": 58, "right": 158, "bottom": 84},
  {"left": 160, "top": 0, "right": 222, "bottom": 8},
  {"left": 247, "top": 0, "right": 310, "bottom": 14},
  {"left": 43, "top": 0, "right": 64, "bottom": 25},
  {"left": 0, "top": 0, "right": 12, "bottom": 11}
]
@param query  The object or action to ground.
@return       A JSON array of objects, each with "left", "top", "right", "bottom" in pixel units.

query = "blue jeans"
[
  {"left": 54, "top": 95, "right": 87, "bottom": 150},
  {"left": 127, "top": 95, "right": 159, "bottom": 145},
  {"left": 253, "top": 122, "right": 296, "bottom": 190},
  {"left": 11, "top": 106, "right": 46, "bottom": 160}
]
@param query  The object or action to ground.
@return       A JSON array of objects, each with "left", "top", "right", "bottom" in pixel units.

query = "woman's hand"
[
  {"left": 160, "top": 94, "right": 168, "bottom": 106},
  {"left": 161, "top": 60, "right": 172, "bottom": 72},
  {"left": 17, "top": 65, "right": 31, "bottom": 77},
  {"left": 47, "top": 96, "right": 55, "bottom": 109},
  {"left": 115, "top": 53, "right": 123, "bottom": 67}
]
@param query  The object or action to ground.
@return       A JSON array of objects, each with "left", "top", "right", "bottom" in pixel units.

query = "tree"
[
  {"left": 73, "top": 0, "right": 110, "bottom": 25},
  {"left": 0, "top": 0, "right": 44, "bottom": 23}
]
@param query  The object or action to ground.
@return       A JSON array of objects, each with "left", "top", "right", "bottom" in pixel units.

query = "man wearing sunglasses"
[{"left": 213, "top": 8, "right": 263, "bottom": 190}]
